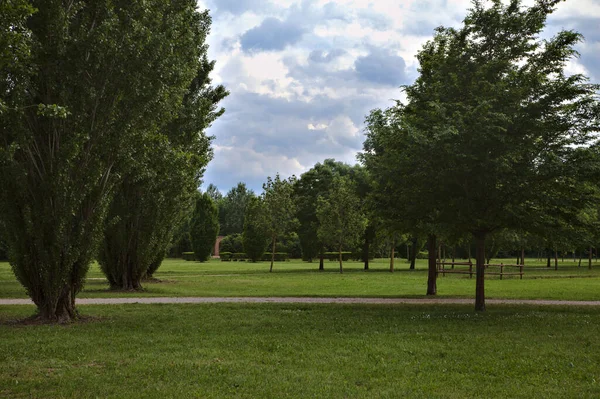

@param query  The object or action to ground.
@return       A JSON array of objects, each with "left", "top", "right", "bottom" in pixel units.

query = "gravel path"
[{"left": 1, "top": 297, "right": 600, "bottom": 306}]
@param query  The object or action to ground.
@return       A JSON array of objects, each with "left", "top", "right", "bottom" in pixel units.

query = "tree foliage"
[
  {"left": 262, "top": 174, "right": 298, "bottom": 272},
  {"left": 219, "top": 182, "right": 255, "bottom": 236},
  {"left": 0, "top": 0, "right": 224, "bottom": 321},
  {"left": 190, "top": 192, "right": 220, "bottom": 262},
  {"left": 316, "top": 176, "right": 367, "bottom": 273},
  {"left": 294, "top": 160, "right": 352, "bottom": 264},
  {"left": 364, "top": 0, "right": 600, "bottom": 310},
  {"left": 98, "top": 9, "right": 227, "bottom": 289},
  {"left": 242, "top": 197, "right": 269, "bottom": 262}
]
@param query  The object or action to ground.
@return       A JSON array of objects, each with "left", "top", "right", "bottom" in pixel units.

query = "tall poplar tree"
[{"left": 0, "top": 0, "right": 219, "bottom": 321}]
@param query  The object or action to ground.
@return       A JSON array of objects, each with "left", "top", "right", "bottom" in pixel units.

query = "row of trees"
[
  {"left": 0, "top": 1, "right": 226, "bottom": 321},
  {"left": 361, "top": 0, "right": 600, "bottom": 311},
  {"left": 201, "top": 0, "right": 600, "bottom": 313}
]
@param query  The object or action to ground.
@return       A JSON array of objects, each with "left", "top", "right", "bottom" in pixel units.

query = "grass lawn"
[
  {"left": 2, "top": 258, "right": 600, "bottom": 300},
  {"left": 1, "top": 303, "right": 599, "bottom": 398}
]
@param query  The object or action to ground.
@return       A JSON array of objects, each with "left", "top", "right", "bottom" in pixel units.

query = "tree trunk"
[
  {"left": 578, "top": 253, "right": 582, "bottom": 268},
  {"left": 554, "top": 249, "right": 558, "bottom": 271},
  {"left": 475, "top": 232, "right": 486, "bottom": 312},
  {"left": 319, "top": 252, "right": 324, "bottom": 271},
  {"left": 35, "top": 286, "right": 78, "bottom": 323},
  {"left": 269, "top": 236, "right": 276, "bottom": 272},
  {"left": 468, "top": 245, "right": 471, "bottom": 263},
  {"left": 363, "top": 236, "right": 369, "bottom": 271},
  {"left": 546, "top": 254, "right": 551, "bottom": 268},
  {"left": 390, "top": 239, "right": 395, "bottom": 273},
  {"left": 427, "top": 235, "right": 437, "bottom": 296},
  {"left": 521, "top": 248, "right": 525, "bottom": 265},
  {"left": 409, "top": 237, "right": 417, "bottom": 270},
  {"left": 338, "top": 244, "right": 343, "bottom": 274}
]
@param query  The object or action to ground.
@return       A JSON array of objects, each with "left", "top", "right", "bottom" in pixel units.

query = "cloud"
[
  {"left": 308, "top": 49, "right": 347, "bottom": 63},
  {"left": 240, "top": 17, "right": 307, "bottom": 52},
  {"left": 201, "top": 0, "right": 600, "bottom": 194},
  {"left": 206, "top": 0, "right": 273, "bottom": 16},
  {"left": 354, "top": 48, "right": 408, "bottom": 86}
]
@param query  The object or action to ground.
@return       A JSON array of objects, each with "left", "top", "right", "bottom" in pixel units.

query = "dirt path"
[{"left": 1, "top": 297, "right": 600, "bottom": 306}]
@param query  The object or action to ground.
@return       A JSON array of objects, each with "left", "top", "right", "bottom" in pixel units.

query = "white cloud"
[{"left": 201, "top": 0, "right": 600, "bottom": 192}]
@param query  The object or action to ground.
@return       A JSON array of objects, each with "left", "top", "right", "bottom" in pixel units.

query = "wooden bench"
[{"left": 437, "top": 261, "right": 524, "bottom": 279}]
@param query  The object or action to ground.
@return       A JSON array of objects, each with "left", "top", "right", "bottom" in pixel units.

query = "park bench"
[{"left": 437, "top": 261, "right": 524, "bottom": 279}]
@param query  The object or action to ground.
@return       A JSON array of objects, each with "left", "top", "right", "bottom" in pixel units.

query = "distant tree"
[
  {"left": 206, "top": 184, "right": 223, "bottom": 202},
  {"left": 190, "top": 193, "right": 220, "bottom": 262},
  {"left": 361, "top": 108, "right": 443, "bottom": 295},
  {"left": 263, "top": 174, "right": 298, "bottom": 272},
  {"left": 317, "top": 176, "right": 367, "bottom": 273},
  {"left": 294, "top": 160, "right": 352, "bottom": 268},
  {"left": 219, "top": 183, "right": 255, "bottom": 235},
  {"left": 219, "top": 233, "right": 244, "bottom": 253},
  {"left": 243, "top": 197, "right": 269, "bottom": 262}
]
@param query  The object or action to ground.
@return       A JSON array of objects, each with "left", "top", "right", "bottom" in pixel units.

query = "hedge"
[
  {"left": 182, "top": 252, "right": 195, "bottom": 261},
  {"left": 324, "top": 252, "right": 352, "bottom": 261},
  {"left": 220, "top": 252, "right": 289, "bottom": 262},
  {"left": 261, "top": 252, "right": 289, "bottom": 262},
  {"left": 232, "top": 253, "right": 247, "bottom": 261}
]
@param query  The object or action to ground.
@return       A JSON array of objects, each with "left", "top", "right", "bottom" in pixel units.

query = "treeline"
[{"left": 178, "top": 0, "right": 600, "bottom": 313}]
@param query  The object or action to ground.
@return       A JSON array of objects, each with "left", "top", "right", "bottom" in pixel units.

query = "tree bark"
[
  {"left": 521, "top": 248, "right": 525, "bottom": 265},
  {"left": 427, "top": 235, "right": 437, "bottom": 296},
  {"left": 409, "top": 237, "right": 417, "bottom": 270},
  {"left": 475, "top": 232, "right": 486, "bottom": 312},
  {"left": 363, "top": 235, "right": 369, "bottom": 271},
  {"left": 554, "top": 249, "right": 558, "bottom": 271},
  {"left": 319, "top": 252, "right": 324, "bottom": 271},
  {"left": 390, "top": 237, "right": 395, "bottom": 273},
  {"left": 269, "top": 236, "right": 276, "bottom": 273},
  {"left": 338, "top": 244, "right": 343, "bottom": 274},
  {"left": 546, "top": 254, "right": 551, "bottom": 268}
]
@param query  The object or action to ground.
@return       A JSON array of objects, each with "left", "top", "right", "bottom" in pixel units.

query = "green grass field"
[
  {"left": 2, "top": 257, "right": 600, "bottom": 300},
  {"left": 1, "top": 303, "right": 599, "bottom": 398},
  {"left": 2, "top": 258, "right": 600, "bottom": 398}
]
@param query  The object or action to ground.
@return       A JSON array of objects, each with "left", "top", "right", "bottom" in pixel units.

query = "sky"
[{"left": 198, "top": 0, "right": 600, "bottom": 193}]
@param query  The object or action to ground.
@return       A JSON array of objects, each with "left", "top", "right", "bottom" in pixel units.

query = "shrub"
[
  {"left": 261, "top": 252, "right": 289, "bottom": 262},
  {"left": 220, "top": 233, "right": 244, "bottom": 254},
  {"left": 232, "top": 253, "right": 247, "bottom": 261},
  {"left": 220, "top": 252, "right": 232, "bottom": 261}
]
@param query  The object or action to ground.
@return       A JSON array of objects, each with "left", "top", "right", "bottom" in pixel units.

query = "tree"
[
  {"left": 317, "top": 176, "right": 367, "bottom": 273},
  {"left": 98, "top": 14, "right": 228, "bottom": 289},
  {"left": 1, "top": 0, "right": 218, "bottom": 321},
  {"left": 294, "top": 159, "right": 352, "bottom": 269},
  {"left": 190, "top": 192, "right": 220, "bottom": 262},
  {"left": 400, "top": 0, "right": 600, "bottom": 311},
  {"left": 219, "top": 183, "right": 255, "bottom": 235},
  {"left": 263, "top": 174, "right": 297, "bottom": 272},
  {"left": 243, "top": 197, "right": 269, "bottom": 262},
  {"left": 361, "top": 108, "right": 443, "bottom": 295},
  {"left": 206, "top": 184, "right": 223, "bottom": 202}
]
